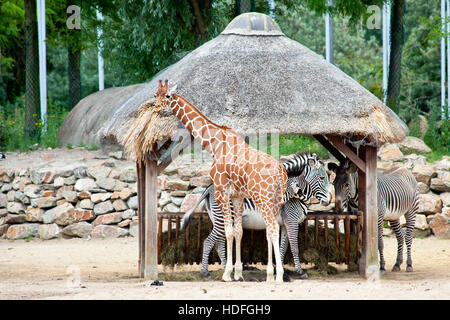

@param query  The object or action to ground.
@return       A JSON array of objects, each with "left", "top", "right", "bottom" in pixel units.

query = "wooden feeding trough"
[
  {"left": 96, "top": 13, "right": 409, "bottom": 279},
  {"left": 156, "top": 210, "right": 362, "bottom": 269}
]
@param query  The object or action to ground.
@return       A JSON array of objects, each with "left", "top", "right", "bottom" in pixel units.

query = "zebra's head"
[
  {"left": 328, "top": 160, "right": 358, "bottom": 213},
  {"left": 302, "top": 158, "right": 331, "bottom": 206}
]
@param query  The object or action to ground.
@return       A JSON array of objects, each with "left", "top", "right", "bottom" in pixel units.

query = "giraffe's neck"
[{"left": 169, "top": 94, "right": 227, "bottom": 154}]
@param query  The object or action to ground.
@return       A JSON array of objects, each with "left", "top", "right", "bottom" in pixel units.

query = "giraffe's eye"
[{"left": 166, "top": 94, "right": 170, "bottom": 98}]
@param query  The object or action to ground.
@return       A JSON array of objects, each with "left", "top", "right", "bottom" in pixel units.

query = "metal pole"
[
  {"left": 447, "top": 0, "right": 450, "bottom": 118},
  {"left": 96, "top": 9, "right": 104, "bottom": 91},
  {"left": 268, "top": 0, "right": 275, "bottom": 20},
  {"left": 325, "top": 0, "right": 334, "bottom": 64},
  {"left": 442, "top": 0, "right": 446, "bottom": 119},
  {"left": 382, "top": 1, "right": 391, "bottom": 104},
  {"left": 37, "top": 0, "right": 47, "bottom": 130}
]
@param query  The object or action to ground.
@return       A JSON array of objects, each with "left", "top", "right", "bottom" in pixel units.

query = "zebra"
[
  {"left": 181, "top": 153, "right": 331, "bottom": 279},
  {"left": 328, "top": 159, "right": 419, "bottom": 273}
]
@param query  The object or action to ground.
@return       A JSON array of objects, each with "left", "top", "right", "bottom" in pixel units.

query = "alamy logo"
[
  {"left": 66, "top": 5, "right": 81, "bottom": 30},
  {"left": 366, "top": 5, "right": 381, "bottom": 30}
]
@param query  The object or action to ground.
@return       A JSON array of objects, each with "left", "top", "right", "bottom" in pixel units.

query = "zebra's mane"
[{"left": 281, "top": 152, "right": 318, "bottom": 177}]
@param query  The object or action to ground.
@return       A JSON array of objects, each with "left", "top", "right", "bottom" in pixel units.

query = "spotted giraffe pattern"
[{"left": 154, "top": 80, "right": 288, "bottom": 282}]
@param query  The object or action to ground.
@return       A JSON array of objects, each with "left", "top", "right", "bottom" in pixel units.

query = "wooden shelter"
[{"left": 97, "top": 13, "right": 408, "bottom": 279}]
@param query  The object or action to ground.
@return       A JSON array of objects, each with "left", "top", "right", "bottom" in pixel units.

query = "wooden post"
[
  {"left": 143, "top": 157, "right": 159, "bottom": 279},
  {"left": 136, "top": 161, "right": 146, "bottom": 278},
  {"left": 358, "top": 145, "right": 379, "bottom": 278}
]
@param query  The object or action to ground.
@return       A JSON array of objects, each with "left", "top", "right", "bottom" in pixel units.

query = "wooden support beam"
[
  {"left": 327, "top": 135, "right": 366, "bottom": 173},
  {"left": 358, "top": 145, "right": 379, "bottom": 278},
  {"left": 136, "top": 160, "right": 146, "bottom": 278},
  {"left": 143, "top": 156, "right": 159, "bottom": 279},
  {"left": 313, "top": 135, "right": 345, "bottom": 162}
]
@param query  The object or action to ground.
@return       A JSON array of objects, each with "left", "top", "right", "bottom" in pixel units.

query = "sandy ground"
[{"left": 0, "top": 236, "right": 449, "bottom": 300}]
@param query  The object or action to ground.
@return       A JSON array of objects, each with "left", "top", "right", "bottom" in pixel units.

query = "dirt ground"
[{"left": 0, "top": 236, "right": 449, "bottom": 300}]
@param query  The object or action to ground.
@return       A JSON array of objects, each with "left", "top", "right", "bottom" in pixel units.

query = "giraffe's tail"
[{"left": 180, "top": 184, "right": 213, "bottom": 230}]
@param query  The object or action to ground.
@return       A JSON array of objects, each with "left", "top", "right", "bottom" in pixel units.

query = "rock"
[
  {"left": 1, "top": 184, "right": 12, "bottom": 193},
  {"left": 434, "top": 158, "right": 450, "bottom": 171},
  {"left": 12, "top": 176, "right": 31, "bottom": 191},
  {"left": 109, "top": 169, "right": 121, "bottom": 179},
  {"left": 75, "top": 178, "right": 98, "bottom": 192},
  {"left": 163, "top": 203, "right": 179, "bottom": 213},
  {"left": 121, "top": 209, "right": 136, "bottom": 220},
  {"left": 23, "top": 184, "right": 41, "bottom": 198},
  {"left": 62, "top": 191, "right": 78, "bottom": 203},
  {"left": 430, "top": 178, "right": 450, "bottom": 192},
  {"left": 6, "top": 190, "right": 15, "bottom": 202},
  {"left": 119, "top": 188, "right": 132, "bottom": 200},
  {"left": 14, "top": 191, "right": 30, "bottom": 205},
  {"left": 73, "top": 167, "right": 87, "bottom": 179},
  {"left": 412, "top": 164, "right": 437, "bottom": 185},
  {"left": 73, "top": 209, "right": 95, "bottom": 222},
  {"left": 189, "top": 176, "right": 211, "bottom": 188},
  {"left": 170, "top": 190, "right": 188, "bottom": 197},
  {"left": 118, "top": 219, "right": 131, "bottom": 227},
  {"left": 417, "top": 194, "right": 443, "bottom": 215},
  {"left": 166, "top": 178, "right": 190, "bottom": 191},
  {"left": 77, "top": 191, "right": 91, "bottom": 200},
  {"left": 25, "top": 207, "right": 44, "bottom": 222},
  {"left": 417, "top": 182, "right": 429, "bottom": 194},
  {"left": 129, "top": 220, "right": 139, "bottom": 237},
  {"left": 127, "top": 196, "right": 138, "bottom": 210},
  {"left": 53, "top": 176, "right": 65, "bottom": 187},
  {"left": 32, "top": 196, "right": 57, "bottom": 209},
  {"left": 5, "top": 214, "right": 26, "bottom": 224},
  {"left": 93, "top": 200, "right": 114, "bottom": 215},
  {"left": 414, "top": 214, "right": 428, "bottom": 231},
  {"left": 80, "top": 199, "right": 94, "bottom": 209},
  {"left": 429, "top": 214, "right": 450, "bottom": 239},
  {"left": 49, "top": 202, "right": 76, "bottom": 226},
  {"left": 119, "top": 169, "right": 136, "bottom": 183},
  {"left": 0, "top": 208, "right": 7, "bottom": 217},
  {"left": 91, "top": 192, "right": 112, "bottom": 204},
  {"left": 64, "top": 176, "right": 76, "bottom": 186},
  {"left": 180, "top": 194, "right": 204, "bottom": 213},
  {"left": 104, "top": 159, "right": 116, "bottom": 167},
  {"left": 0, "top": 224, "right": 9, "bottom": 237},
  {"left": 56, "top": 185, "right": 74, "bottom": 200},
  {"left": 398, "top": 136, "right": 432, "bottom": 154},
  {"left": 109, "top": 151, "right": 124, "bottom": 160},
  {"left": 112, "top": 180, "right": 128, "bottom": 192},
  {"left": 112, "top": 199, "right": 128, "bottom": 211},
  {"left": 87, "top": 166, "right": 112, "bottom": 181},
  {"left": 91, "top": 225, "right": 128, "bottom": 238},
  {"left": 6, "top": 223, "right": 39, "bottom": 239},
  {"left": 41, "top": 153, "right": 56, "bottom": 161},
  {"left": 170, "top": 197, "right": 184, "bottom": 206},
  {"left": 158, "top": 191, "right": 171, "bottom": 207},
  {"left": 41, "top": 171, "right": 56, "bottom": 184},
  {"left": 96, "top": 177, "right": 117, "bottom": 191},
  {"left": 7, "top": 202, "right": 26, "bottom": 214},
  {"left": 92, "top": 212, "right": 123, "bottom": 226},
  {"left": 441, "top": 192, "right": 450, "bottom": 207},
  {"left": 38, "top": 223, "right": 61, "bottom": 240},
  {"left": 157, "top": 175, "right": 168, "bottom": 190},
  {"left": 62, "top": 222, "right": 93, "bottom": 238},
  {"left": 379, "top": 144, "right": 404, "bottom": 162},
  {"left": 0, "top": 193, "right": 7, "bottom": 208}
]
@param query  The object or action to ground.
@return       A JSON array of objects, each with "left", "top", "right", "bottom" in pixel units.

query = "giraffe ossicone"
[{"left": 154, "top": 80, "right": 288, "bottom": 283}]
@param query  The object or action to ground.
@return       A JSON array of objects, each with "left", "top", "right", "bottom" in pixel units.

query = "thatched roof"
[{"left": 97, "top": 12, "right": 407, "bottom": 156}]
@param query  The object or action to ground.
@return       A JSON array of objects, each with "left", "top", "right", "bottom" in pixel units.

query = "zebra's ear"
[
  {"left": 327, "top": 162, "right": 339, "bottom": 173},
  {"left": 308, "top": 158, "right": 318, "bottom": 169}
]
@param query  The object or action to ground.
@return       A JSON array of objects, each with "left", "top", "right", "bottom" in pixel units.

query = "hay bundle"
[
  {"left": 160, "top": 219, "right": 358, "bottom": 273},
  {"left": 119, "top": 99, "right": 178, "bottom": 163}
]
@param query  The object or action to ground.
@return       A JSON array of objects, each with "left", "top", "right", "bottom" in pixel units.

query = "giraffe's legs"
[
  {"left": 215, "top": 190, "right": 234, "bottom": 282},
  {"left": 232, "top": 198, "right": 244, "bottom": 281},
  {"left": 266, "top": 230, "right": 274, "bottom": 282}
]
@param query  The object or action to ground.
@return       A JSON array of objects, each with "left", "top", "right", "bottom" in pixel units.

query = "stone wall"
[{"left": 0, "top": 136, "right": 449, "bottom": 240}]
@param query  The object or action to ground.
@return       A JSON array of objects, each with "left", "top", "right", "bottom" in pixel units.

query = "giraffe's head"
[{"left": 154, "top": 80, "right": 177, "bottom": 113}]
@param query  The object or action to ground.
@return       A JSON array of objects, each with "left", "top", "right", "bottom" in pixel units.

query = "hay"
[
  {"left": 159, "top": 219, "right": 358, "bottom": 275},
  {"left": 119, "top": 99, "right": 178, "bottom": 163}
]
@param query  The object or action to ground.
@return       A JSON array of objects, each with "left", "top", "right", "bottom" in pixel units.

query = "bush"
[{"left": 0, "top": 95, "right": 68, "bottom": 152}]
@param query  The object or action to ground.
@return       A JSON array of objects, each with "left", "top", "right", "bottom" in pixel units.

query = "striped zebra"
[
  {"left": 181, "top": 153, "right": 331, "bottom": 279},
  {"left": 328, "top": 160, "right": 419, "bottom": 272}
]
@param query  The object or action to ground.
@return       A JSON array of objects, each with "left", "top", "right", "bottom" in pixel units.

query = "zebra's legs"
[
  {"left": 404, "top": 209, "right": 417, "bottom": 272},
  {"left": 216, "top": 236, "right": 226, "bottom": 267},
  {"left": 390, "top": 219, "right": 404, "bottom": 272},
  {"left": 282, "top": 219, "right": 307, "bottom": 279},
  {"left": 200, "top": 226, "right": 225, "bottom": 279},
  {"left": 378, "top": 215, "right": 386, "bottom": 272}
]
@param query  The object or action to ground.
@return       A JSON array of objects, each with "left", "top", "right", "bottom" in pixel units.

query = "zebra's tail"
[{"left": 180, "top": 184, "right": 214, "bottom": 230}]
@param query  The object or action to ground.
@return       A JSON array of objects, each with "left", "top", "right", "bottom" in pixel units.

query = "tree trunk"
[
  {"left": 24, "top": 0, "right": 40, "bottom": 139},
  {"left": 68, "top": 46, "right": 81, "bottom": 109},
  {"left": 386, "top": 0, "right": 406, "bottom": 114}
]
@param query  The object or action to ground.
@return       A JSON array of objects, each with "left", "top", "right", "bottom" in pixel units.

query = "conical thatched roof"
[{"left": 98, "top": 12, "right": 407, "bottom": 156}]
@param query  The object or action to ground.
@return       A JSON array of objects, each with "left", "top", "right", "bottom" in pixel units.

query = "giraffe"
[{"left": 154, "top": 80, "right": 288, "bottom": 282}]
